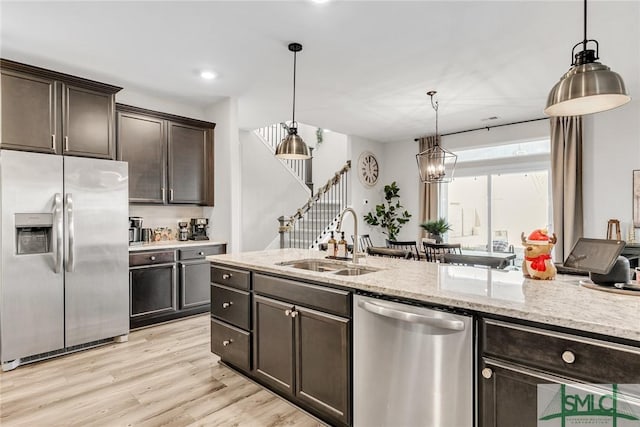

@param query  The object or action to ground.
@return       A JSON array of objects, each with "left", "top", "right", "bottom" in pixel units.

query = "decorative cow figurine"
[{"left": 521, "top": 229, "right": 557, "bottom": 280}]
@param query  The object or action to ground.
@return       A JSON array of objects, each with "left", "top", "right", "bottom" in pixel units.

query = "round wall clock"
[{"left": 358, "top": 151, "right": 379, "bottom": 187}]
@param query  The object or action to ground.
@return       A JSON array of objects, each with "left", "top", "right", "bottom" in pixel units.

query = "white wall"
[
  {"left": 240, "top": 130, "right": 310, "bottom": 251},
  {"left": 203, "top": 97, "right": 237, "bottom": 251},
  {"left": 348, "top": 135, "right": 388, "bottom": 246},
  {"left": 116, "top": 88, "right": 207, "bottom": 120},
  {"left": 583, "top": 102, "right": 640, "bottom": 240},
  {"left": 306, "top": 127, "right": 349, "bottom": 187}
]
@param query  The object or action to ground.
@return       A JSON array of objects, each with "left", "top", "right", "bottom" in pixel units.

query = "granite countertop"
[
  {"left": 207, "top": 248, "right": 640, "bottom": 343},
  {"left": 129, "top": 240, "right": 227, "bottom": 252}
]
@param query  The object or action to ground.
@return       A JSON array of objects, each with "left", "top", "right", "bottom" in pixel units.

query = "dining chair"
[
  {"left": 422, "top": 242, "right": 461, "bottom": 262},
  {"left": 386, "top": 240, "right": 421, "bottom": 260},
  {"left": 352, "top": 234, "right": 374, "bottom": 252}
]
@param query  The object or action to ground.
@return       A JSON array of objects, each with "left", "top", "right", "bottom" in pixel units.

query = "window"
[{"left": 440, "top": 139, "right": 551, "bottom": 264}]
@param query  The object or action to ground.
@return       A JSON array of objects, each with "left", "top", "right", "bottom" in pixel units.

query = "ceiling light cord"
[{"left": 292, "top": 49, "right": 297, "bottom": 127}]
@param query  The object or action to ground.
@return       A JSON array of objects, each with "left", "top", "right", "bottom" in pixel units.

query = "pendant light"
[
  {"left": 275, "top": 42, "right": 311, "bottom": 160},
  {"left": 416, "top": 91, "right": 457, "bottom": 184},
  {"left": 545, "top": 0, "right": 630, "bottom": 116}
]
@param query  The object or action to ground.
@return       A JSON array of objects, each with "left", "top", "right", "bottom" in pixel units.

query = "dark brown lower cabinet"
[
  {"left": 253, "top": 295, "right": 295, "bottom": 394},
  {"left": 130, "top": 264, "right": 177, "bottom": 318},
  {"left": 479, "top": 318, "right": 640, "bottom": 427},
  {"left": 253, "top": 293, "right": 351, "bottom": 427},
  {"left": 479, "top": 359, "right": 561, "bottom": 427},
  {"left": 179, "top": 260, "right": 210, "bottom": 309}
]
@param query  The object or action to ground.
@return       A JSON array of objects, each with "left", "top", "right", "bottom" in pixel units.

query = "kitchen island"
[{"left": 207, "top": 248, "right": 640, "bottom": 427}]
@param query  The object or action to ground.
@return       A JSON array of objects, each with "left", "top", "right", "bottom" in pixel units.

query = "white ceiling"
[{"left": 1, "top": 1, "right": 638, "bottom": 142}]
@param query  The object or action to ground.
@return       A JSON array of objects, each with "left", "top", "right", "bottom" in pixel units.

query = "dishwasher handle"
[{"left": 358, "top": 299, "right": 465, "bottom": 331}]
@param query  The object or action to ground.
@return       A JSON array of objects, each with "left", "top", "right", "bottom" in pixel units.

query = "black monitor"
[{"left": 563, "top": 238, "right": 625, "bottom": 275}]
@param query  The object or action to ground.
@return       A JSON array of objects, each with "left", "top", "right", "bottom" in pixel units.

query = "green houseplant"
[
  {"left": 420, "top": 217, "right": 452, "bottom": 243},
  {"left": 363, "top": 181, "right": 412, "bottom": 241}
]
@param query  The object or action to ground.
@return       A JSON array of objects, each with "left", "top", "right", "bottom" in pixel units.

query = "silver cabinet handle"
[
  {"left": 562, "top": 350, "right": 576, "bottom": 364},
  {"left": 51, "top": 134, "right": 56, "bottom": 150},
  {"left": 64, "top": 136, "right": 69, "bottom": 151},
  {"left": 222, "top": 340, "right": 232, "bottom": 347},
  {"left": 290, "top": 310, "right": 298, "bottom": 318},
  {"left": 222, "top": 273, "right": 231, "bottom": 280},
  {"left": 161, "top": 188, "right": 166, "bottom": 200},
  {"left": 53, "top": 193, "right": 63, "bottom": 273},
  {"left": 222, "top": 302, "right": 233, "bottom": 309},
  {"left": 150, "top": 255, "right": 156, "bottom": 261},
  {"left": 285, "top": 309, "right": 292, "bottom": 316},
  {"left": 65, "top": 193, "right": 75, "bottom": 272},
  {"left": 482, "top": 368, "right": 493, "bottom": 379},
  {"left": 169, "top": 189, "right": 174, "bottom": 201},
  {"left": 358, "top": 300, "right": 465, "bottom": 331}
]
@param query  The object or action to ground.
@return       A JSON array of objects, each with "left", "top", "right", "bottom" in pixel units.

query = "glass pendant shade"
[
  {"left": 545, "top": 61, "right": 630, "bottom": 116},
  {"left": 416, "top": 141, "right": 457, "bottom": 184},
  {"left": 275, "top": 127, "right": 311, "bottom": 159}
]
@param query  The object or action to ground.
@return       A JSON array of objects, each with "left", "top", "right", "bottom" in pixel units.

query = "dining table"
[{"left": 441, "top": 249, "right": 517, "bottom": 269}]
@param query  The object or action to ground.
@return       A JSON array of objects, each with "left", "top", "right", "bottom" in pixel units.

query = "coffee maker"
[
  {"left": 178, "top": 222, "right": 189, "bottom": 241},
  {"left": 189, "top": 218, "right": 209, "bottom": 240},
  {"left": 129, "top": 217, "right": 143, "bottom": 245}
]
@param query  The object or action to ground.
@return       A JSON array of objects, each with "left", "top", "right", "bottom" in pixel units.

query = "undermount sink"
[
  {"left": 333, "top": 266, "right": 379, "bottom": 276},
  {"left": 277, "top": 259, "right": 380, "bottom": 276}
]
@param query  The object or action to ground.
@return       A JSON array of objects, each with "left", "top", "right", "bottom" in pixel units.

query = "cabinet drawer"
[
  {"left": 211, "top": 284, "right": 250, "bottom": 330},
  {"left": 254, "top": 273, "right": 350, "bottom": 318},
  {"left": 211, "top": 266, "right": 250, "bottom": 290},
  {"left": 481, "top": 319, "right": 640, "bottom": 383},
  {"left": 211, "top": 318, "right": 251, "bottom": 372},
  {"left": 130, "top": 250, "right": 175, "bottom": 267},
  {"left": 179, "top": 244, "right": 226, "bottom": 260}
]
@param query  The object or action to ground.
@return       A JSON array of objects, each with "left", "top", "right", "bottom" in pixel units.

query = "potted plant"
[
  {"left": 420, "top": 217, "right": 452, "bottom": 243},
  {"left": 363, "top": 181, "right": 412, "bottom": 242}
]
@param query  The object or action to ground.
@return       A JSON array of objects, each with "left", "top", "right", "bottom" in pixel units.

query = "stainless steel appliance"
[
  {"left": 0, "top": 150, "right": 129, "bottom": 371},
  {"left": 178, "top": 222, "right": 189, "bottom": 241},
  {"left": 189, "top": 218, "right": 209, "bottom": 240},
  {"left": 129, "top": 217, "right": 143, "bottom": 244},
  {"left": 354, "top": 294, "right": 473, "bottom": 427}
]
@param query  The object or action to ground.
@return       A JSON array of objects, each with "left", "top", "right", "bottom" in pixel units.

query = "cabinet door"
[
  {"left": 167, "top": 122, "right": 207, "bottom": 204},
  {"left": 479, "top": 359, "right": 563, "bottom": 427},
  {"left": 179, "top": 261, "right": 210, "bottom": 309},
  {"left": 253, "top": 295, "right": 295, "bottom": 395},
  {"left": 63, "top": 84, "right": 115, "bottom": 159},
  {"left": 129, "top": 265, "right": 177, "bottom": 318},
  {"left": 295, "top": 305, "right": 351, "bottom": 426},
  {"left": 0, "top": 70, "right": 59, "bottom": 154},
  {"left": 117, "top": 112, "right": 166, "bottom": 203}
]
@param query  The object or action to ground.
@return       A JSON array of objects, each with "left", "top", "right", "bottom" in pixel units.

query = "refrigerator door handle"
[
  {"left": 53, "top": 193, "right": 63, "bottom": 273},
  {"left": 65, "top": 193, "right": 75, "bottom": 272}
]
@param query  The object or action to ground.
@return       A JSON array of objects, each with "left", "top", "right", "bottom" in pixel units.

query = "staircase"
[
  {"left": 255, "top": 123, "right": 314, "bottom": 193},
  {"left": 279, "top": 161, "right": 351, "bottom": 249}
]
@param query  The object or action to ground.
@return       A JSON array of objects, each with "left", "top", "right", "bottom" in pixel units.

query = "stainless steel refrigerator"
[{"left": 0, "top": 149, "right": 129, "bottom": 370}]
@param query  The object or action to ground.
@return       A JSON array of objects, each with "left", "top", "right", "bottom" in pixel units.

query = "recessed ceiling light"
[
  {"left": 200, "top": 70, "right": 216, "bottom": 80},
  {"left": 310, "top": 0, "right": 331, "bottom": 4}
]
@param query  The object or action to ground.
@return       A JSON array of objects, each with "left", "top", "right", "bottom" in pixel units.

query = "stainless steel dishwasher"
[{"left": 354, "top": 294, "right": 473, "bottom": 427}]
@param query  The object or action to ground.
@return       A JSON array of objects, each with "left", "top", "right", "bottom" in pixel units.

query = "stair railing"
[
  {"left": 255, "top": 122, "right": 314, "bottom": 193},
  {"left": 279, "top": 161, "right": 351, "bottom": 249}
]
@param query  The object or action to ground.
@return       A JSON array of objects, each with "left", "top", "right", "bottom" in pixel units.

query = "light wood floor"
[{"left": 0, "top": 314, "right": 324, "bottom": 427}]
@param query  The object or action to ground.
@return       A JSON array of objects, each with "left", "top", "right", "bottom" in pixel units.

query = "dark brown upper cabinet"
[
  {"left": 116, "top": 104, "right": 215, "bottom": 206},
  {"left": 0, "top": 59, "right": 120, "bottom": 159}
]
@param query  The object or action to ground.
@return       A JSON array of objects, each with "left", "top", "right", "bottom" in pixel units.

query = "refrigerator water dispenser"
[{"left": 15, "top": 213, "right": 53, "bottom": 255}]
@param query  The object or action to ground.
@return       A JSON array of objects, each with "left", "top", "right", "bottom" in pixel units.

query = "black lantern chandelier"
[
  {"left": 416, "top": 91, "right": 457, "bottom": 184},
  {"left": 545, "top": 0, "right": 630, "bottom": 116},
  {"left": 275, "top": 42, "right": 311, "bottom": 160}
]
